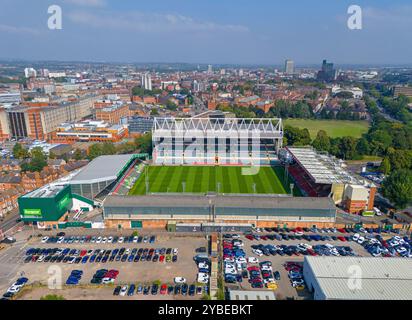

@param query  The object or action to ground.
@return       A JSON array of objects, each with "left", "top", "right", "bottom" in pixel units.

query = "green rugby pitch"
[{"left": 129, "top": 165, "right": 301, "bottom": 196}]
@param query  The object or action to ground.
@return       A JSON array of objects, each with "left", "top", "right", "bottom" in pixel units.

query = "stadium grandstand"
[
  {"left": 284, "top": 147, "right": 376, "bottom": 213},
  {"left": 152, "top": 116, "right": 283, "bottom": 166}
]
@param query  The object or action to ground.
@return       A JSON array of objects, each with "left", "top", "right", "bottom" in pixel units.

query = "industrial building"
[
  {"left": 18, "top": 184, "right": 73, "bottom": 226},
  {"left": 102, "top": 194, "right": 336, "bottom": 229},
  {"left": 303, "top": 256, "right": 412, "bottom": 300}
]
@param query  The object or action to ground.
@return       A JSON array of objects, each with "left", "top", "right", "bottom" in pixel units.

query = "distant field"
[
  {"left": 129, "top": 165, "right": 301, "bottom": 196},
  {"left": 284, "top": 119, "right": 369, "bottom": 139}
]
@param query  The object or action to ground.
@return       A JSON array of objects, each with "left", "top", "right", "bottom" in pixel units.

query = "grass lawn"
[
  {"left": 284, "top": 119, "right": 369, "bottom": 139},
  {"left": 129, "top": 165, "right": 301, "bottom": 196}
]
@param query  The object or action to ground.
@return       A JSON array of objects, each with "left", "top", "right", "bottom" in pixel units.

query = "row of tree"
[
  {"left": 87, "top": 133, "right": 153, "bottom": 160},
  {"left": 13, "top": 144, "right": 47, "bottom": 172}
]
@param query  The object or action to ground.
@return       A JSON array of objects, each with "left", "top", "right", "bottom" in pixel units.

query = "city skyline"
[{"left": 0, "top": 0, "right": 412, "bottom": 65}]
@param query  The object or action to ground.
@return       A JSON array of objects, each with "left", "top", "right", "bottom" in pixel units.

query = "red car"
[
  {"left": 245, "top": 235, "right": 254, "bottom": 241},
  {"left": 307, "top": 249, "right": 317, "bottom": 256},
  {"left": 261, "top": 236, "right": 268, "bottom": 241},
  {"left": 337, "top": 236, "right": 346, "bottom": 242},
  {"left": 159, "top": 255, "right": 165, "bottom": 263},
  {"left": 160, "top": 284, "right": 167, "bottom": 294},
  {"left": 80, "top": 250, "right": 87, "bottom": 257},
  {"left": 337, "top": 228, "right": 346, "bottom": 233},
  {"left": 106, "top": 269, "right": 119, "bottom": 278},
  {"left": 247, "top": 266, "right": 260, "bottom": 272}
]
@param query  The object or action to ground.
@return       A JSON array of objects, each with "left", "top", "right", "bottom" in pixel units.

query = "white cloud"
[
  {"left": 65, "top": 0, "right": 106, "bottom": 7},
  {"left": 0, "top": 24, "right": 41, "bottom": 35},
  {"left": 363, "top": 5, "right": 412, "bottom": 27},
  {"left": 67, "top": 11, "right": 249, "bottom": 34}
]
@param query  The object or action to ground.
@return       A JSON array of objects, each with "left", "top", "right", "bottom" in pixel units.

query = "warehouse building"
[
  {"left": 103, "top": 194, "right": 337, "bottom": 229},
  {"left": 303, "top": 256, "right": 412, "bottom": 300},
  {"left": 18, "top": 184, "right": 73, "bottom": 227}
]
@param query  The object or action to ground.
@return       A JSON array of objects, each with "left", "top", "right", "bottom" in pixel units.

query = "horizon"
[{"left": 1, "top": 0, "right": 412, "bottom": 65}]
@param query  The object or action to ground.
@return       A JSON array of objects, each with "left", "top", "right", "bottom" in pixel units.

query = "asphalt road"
[{"left": 0, "top": 210, "right": 20, "bottom": 234}]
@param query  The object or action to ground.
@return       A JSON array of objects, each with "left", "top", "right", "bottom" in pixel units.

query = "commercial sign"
[
  {"left": 58, "top": 194, "right": 71, "bottom": 211},
  {"left": 23, "top": 208, "right": 42, "bottom": 217}
]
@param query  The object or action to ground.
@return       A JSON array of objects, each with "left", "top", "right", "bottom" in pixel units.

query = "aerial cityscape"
[{"left": 0, "top": 0, "right": 412, "bottom": 306}]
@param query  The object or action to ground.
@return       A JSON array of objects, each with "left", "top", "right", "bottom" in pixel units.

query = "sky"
[{"left": 0, "top": 0, "right": 411, "bottom": 65}]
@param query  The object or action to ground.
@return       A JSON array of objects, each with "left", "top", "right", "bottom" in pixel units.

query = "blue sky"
[{"left": 0, "top": 0, "right": 411, "bottom": 65}]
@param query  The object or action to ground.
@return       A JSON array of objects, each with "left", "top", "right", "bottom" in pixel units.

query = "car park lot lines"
[
  {"left": 222, "top": 228, "right": 409, "bottom": 300},
  {"left": 0, "top": 234, "right": 207, "bottom": 300}
]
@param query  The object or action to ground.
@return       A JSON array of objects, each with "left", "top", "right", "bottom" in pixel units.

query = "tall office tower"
[
  {"left": 239, "top": 69, "right": 244, "bottom": 76},
  {"left": 317, "top": 59, "right": 337, "bottom": 81},
  {"left": 220, "top": 68, "right": 226, "bottom": 75},
  {"left": 141, "top": 73, "right": 152, "bottom": 91},
  {"left": 207, "top": 64, "right": 213, "bottom": 74},
  {"left": 284, "top": 59, "right": 295, "bottom": 75}
]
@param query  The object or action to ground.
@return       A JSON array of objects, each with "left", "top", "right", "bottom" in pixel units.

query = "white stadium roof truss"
[{"left": 153, "top": 117, "right": 283, "bottom": 135}]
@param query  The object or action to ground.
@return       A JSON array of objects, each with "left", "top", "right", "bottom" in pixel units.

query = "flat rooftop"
[
  {"left": 286, "top": 146, "right": 362, "bottom": 185},
  {"left": 69, "top": 154, "right": 134, "bottom": 184},
  {"left": 305, "top": 256, "right": 412, "bottom": 300},
  {"left": 23, "top": 184, "right": 65, "bottom": 198}
]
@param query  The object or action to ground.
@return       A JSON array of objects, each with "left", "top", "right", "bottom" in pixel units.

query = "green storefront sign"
[
  {"left": 58, "top": 194, "right": 71, "bottom": 210},
  {"left": 19, "top": 185, "right": 73, "bottom": 222},
  {"left": 23, "top": 208, "right": 42, "bottom": 217}
]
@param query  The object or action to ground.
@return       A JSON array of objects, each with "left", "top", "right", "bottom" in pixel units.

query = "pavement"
[{"left": 0, "top": 231, "right": 207, "bottom": 300}]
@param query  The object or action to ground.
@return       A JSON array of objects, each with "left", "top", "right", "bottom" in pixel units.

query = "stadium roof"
[
  {"left": 69, "top": 154, "right": 134, "bottom": 184},
  {"left": 153, "top": 117, "right": 283, "bottom": 139},
  {"left": 305, "top": 256, "right": 412, "bottom": 300},
  {"left": 286, "top": 147, "right": 362, "bottom": 185},
  {"left": 104, "top": 194, "right": 336, "bottom": 211}
]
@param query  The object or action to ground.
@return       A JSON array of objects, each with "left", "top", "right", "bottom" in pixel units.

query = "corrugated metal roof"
[
  {"left": 229, "top": 290, "right": 276, "bottom": 300},
  {"left": 70, "top": 154, "right": 134, "bottom": 184},
  {"left": 305, "top": 256, "right": 412, "bottom": 300},
  {"left": 104, "top": 194, "right": 336, "bottom": 210}
]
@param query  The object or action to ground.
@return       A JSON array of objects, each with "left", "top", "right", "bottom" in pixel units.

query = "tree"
[
  {"left": 73, "top": 148, "right": 83, "bottom": 160},
  {"left": 134, "top": 133, "right": 152, "bottom": 154},
  {"left": 356, "top": 137, "right": 370, "bottom": 156},
  {"left": 166, "top": 100, "right": 178, "bottom": 111},
  {"left": 379, "top": 157, "right": 391, "bottom": 175},
  {"left": 21, "top": 147, "right": 47, "bottom": 172},
  {"left": 88, "top": 144, "right": 102, "bottom": 160},
  {"left": 381, "top": 169, "right": 412, "bottom": 209},
  {"left": 284, "top": 125, "right": 311, "bottom": 146},
  {"left": 312, "top": 130, "right": 330, "bottom": 152},
  {"left": 388, "top": 149, "right": 412, "bottom": 171},
  {"left": 12, "top": 143, "right": 29, "bottom": 159},
  {"left": 101, "top": 142, "right": 116, "bottom": 155},
  {"left": 338, "top": 136, "right": 359, "bottom": 160}
]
